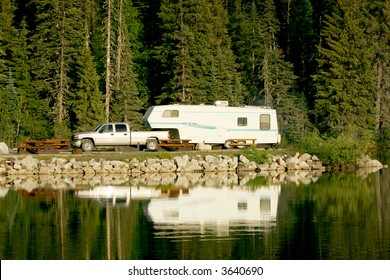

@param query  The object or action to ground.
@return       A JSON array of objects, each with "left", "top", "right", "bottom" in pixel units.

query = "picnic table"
[
  {"left": 18, "top": 139, "right": 71, "bottom": 154},
  {"left": 157, "top": 139, "right": 195, "bottom": 150}
]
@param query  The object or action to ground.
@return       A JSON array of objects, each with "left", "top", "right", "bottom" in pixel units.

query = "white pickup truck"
[{"left": 71, "top": 122, "right": 170, "bottom": 152}]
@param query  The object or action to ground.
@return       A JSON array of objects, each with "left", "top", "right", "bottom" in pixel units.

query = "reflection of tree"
[
  {"left": 276, "top": 172, "right": 390, "bottom": 260},
  {"left": 375, "top": 167, "right": 390, "bottom": 259},
  {"left": 0, "top": 169, "right": 389, "bottom": 260}
]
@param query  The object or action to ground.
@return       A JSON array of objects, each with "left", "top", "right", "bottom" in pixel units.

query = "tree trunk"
[
  {"left": 376, "top": 60, "right": 382, "bottom": 132},
  {"left": 116, "top": 0, "right": 123, "bottom": 92},
  {"left": 105, "top": 0, "right": 112, "bottom": 122},
  {"left": 58, "top": 9, "right": 66, "bottom": 123}
]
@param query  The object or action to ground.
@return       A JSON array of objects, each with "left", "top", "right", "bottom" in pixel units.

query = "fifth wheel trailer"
[{"left": 143, "top": 101, "right": 281, "bottom": 147}]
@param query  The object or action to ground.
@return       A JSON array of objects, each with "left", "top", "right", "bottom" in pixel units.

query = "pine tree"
[
  {"left": 0, "top": 0, "right": 49, "bottom": 145},
  {"left": 29, "top": 0, "right": 85, "bottom": 138},
  {"left": 110, "top": 0, "right": 143, "bottom": 127},
  {"left": 228, "top": 0, "right": 309, "bottom": 143},
  {"left": 69, "top": 0, "right": 104, "bottom": 131},
  {"left": 71, "top": 43, "right": 104, "bottom": 131},
  {"left": 367, "top": 0, "right": 390, "bottom": 141},
  {"left": 11, "top": 20, "right": 50, "bottom": 142},
  {"left": 0, "top": 0, "right": 17, "bottom": 145},
  {"left": 156, "top": 0, "right": 245, "bottom": 105},
  {"left": 104, "top": 0, "right": 113, "bottom": 122},
  {"left": 285, "top": 0, "right": 316, "bottom": 106},
  {"left": 229, "top": 0, "right": 296, "bottom": 106},
  {"left": 314, "top": 0, "right": 377, "bottom": 137}
]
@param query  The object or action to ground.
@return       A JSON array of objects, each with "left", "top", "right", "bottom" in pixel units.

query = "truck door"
[
  {"left": 96, "top": 124, "right": 114, "bottom": 145},
  {"left": 114, "top": 124, "right": 130, "bottom": 145}
]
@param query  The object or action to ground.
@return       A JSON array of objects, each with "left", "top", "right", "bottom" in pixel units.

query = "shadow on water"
[{"left": 0, "top": 158, "right": 389, "bottom": 260}]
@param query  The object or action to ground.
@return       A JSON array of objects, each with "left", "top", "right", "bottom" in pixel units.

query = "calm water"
[{"left": 0, "top": 152, "right": 389, "bottom": 260}]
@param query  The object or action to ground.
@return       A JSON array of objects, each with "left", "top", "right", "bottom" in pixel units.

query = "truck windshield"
[{"left": 93, "top": 124, "right": 103, "bottom": 132}]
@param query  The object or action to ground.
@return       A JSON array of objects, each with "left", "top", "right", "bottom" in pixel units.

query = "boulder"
[
  {"left": 21, "top": 155, "right": 40, "bottom": 172},
  {"left": 299, "top": 153, "right": 311, "bottom": 162},
  {"left": 196, "top": 142, "right": 212, "bottom": 151},
  {"left": 0, "top": 142, "right": 9, "bottom": 154},
  {"left": 239, "top": 155, "right": 250, "bottom": 165}
]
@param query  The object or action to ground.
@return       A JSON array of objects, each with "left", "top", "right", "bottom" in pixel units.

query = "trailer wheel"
[
  {"left": 81, "top": 139, "right": 94, "bottom": 152},
  {"left": 146, "top": 139, "right": 158, "bottom": 151}
]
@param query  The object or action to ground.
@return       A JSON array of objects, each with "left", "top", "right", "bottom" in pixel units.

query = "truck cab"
[{"left": 71, "top": 122, "right": 170, "bottom": 152}]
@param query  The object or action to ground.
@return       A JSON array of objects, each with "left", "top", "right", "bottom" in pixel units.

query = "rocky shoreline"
[
  {"left": 0, "top": 151, "right": 386, "bottom": 177},
  {"left": 0, "top": 152, "right": 327, "bottom": 176},
  {"left": 0, "top": 152, "right": 387, "bottom": 190},
  {"left": 1, "top": 149, "right": 386, "bottom": 177}
]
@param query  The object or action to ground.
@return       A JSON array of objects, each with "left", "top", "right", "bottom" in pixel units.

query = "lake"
[{"left": 0, "top": 152, "right": 389, "bottom": 260}]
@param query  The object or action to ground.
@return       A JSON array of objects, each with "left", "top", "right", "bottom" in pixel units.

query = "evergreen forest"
[{"left": 0, "top": 0, "right": 389, "bottom": 148}]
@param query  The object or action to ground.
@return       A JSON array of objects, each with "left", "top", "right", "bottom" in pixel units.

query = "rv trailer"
[{"left": 143, "top": 101, "right": 281, "bottom": 147}]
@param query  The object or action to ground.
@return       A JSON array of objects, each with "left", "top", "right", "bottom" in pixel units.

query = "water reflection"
[
  {"left": 147, "top": 185, "right": 280, "bottom": 238},
  {"left": 75, "top": 186, "right": 162, "bottom": 207},
  {"left": 1, "top": 159, "right": 389, "bottom": 260},
  {"left": 0, "top": 169, "right": 323, "bottom": 190}
]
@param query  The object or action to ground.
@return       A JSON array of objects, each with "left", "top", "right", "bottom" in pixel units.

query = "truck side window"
[
  {"left": 162, "top": 110, "right": 179, "bottom": 118},
  {"left": 100, "top": 124, "right": 113, "bottom": 133},
  {"left": 237, "top": 117, "right": 247, "bottom": 126},
  {"left": 115, "top": 124, "right": 127, "bottom": 132},
  {"left": 260, "top": 114, "right": 270, "bottom": 130}
]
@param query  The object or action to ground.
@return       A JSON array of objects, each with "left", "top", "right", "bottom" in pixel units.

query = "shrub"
[
  {"left": 298, "top": 130, "right": 374, "bottom": 167},
  {"left": 240, "top": 147, "right": 269, "bottom": 164}
]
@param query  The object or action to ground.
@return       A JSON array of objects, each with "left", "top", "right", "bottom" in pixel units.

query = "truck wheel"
[
  {"left": 81, "top": 139, "right": 94, "bottom": 152},
  {"left": 146, "top": 139, "right": 157, "bottom": 151}
]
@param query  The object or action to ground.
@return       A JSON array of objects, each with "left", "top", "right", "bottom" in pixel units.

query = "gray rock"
[
  {"left": 21, "top": 155, "right": 40, "bottom": 172},
  {"left": 0, "top": 142, "right": 9, "bottom": 154},
  {"left": 174, "top": 155, "right": 189, "bottom": 169},
  {"left": 312, "top": 155, "right": 320, "bottom": 161},
  {"left": 298, "top": 161, "right": 310, "bottom": 170},
  {"left": 239, "top": 155, "right": 250, "bottom": 165},
  {"left": 299, "top": 153, "right": 311, "bottom": 162},
  {"left": 367, "top": 159, "right": 383, "bottom": 167},
  {"left": 257, "top": 163, "right": 269, "bottom": 171}
]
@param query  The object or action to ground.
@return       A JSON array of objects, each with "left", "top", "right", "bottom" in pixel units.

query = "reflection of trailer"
[
  {"left": 143, "top": 101, "right": 281, "bottom": 147},
  {"left": 146, "top": 185, "right": 280, "bottom": 229}
]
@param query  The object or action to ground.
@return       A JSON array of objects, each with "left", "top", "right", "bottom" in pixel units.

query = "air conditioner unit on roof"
[{"left": 214, "top": 100, "right": 229, "bottom": 106}]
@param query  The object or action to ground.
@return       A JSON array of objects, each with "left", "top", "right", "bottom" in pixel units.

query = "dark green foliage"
[
  {"left": 298, "top": 128, "right": 374, "bottom": 167},
  {"left": 155, "top": 0, "right": 245, "bottom": 105},
  {"left": 240, "top": 147, "right": 269, "bottom": 164},
  {"left": 229, "top": 0, "right": 310, "bottom": 143},
  {"left": 0, "top": 0, "right": 50, "bottom": 144},
  {"left": 314, "top": 0, "right": 377, "bottom": 138},
  {"left": 0, "top": 0, "right": 388, "bottom": 147},
  {"left": 285, "top": 0, "right": 317, "bottom": 106},
  {"left": 0, "top": 0, "right": 18, "bottom": 145},
  {"left": 29, "top": 0, "right": 86, "bottom": 137},
  {"left": 366, "top": 1, "right": 390, "bottom": 142},
  {"left": 70, "top": 44, "right": 104, "bottom": 131},
  {"left": 110, "top": 0, "right": 144, "bottom": 126}
]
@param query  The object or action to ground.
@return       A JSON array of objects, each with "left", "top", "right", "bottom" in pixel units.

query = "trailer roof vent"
[{"left": 214, "top": 100, "right": 229, "bottom": 106}]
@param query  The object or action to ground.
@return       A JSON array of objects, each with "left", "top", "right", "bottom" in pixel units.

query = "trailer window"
[
  {"left": 260, "top": 114, "right": 270, "bottom": 130},
  {"left": 162, "top": 110, "right": 179, "bottom": 118},
  {"left": 237, "top": 117, "right": 247, "bottom": 126}
]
